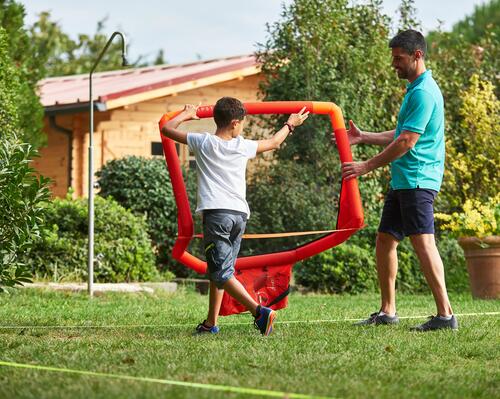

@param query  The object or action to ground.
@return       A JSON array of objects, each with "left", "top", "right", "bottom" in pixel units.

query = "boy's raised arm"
[
  {"left": 161, "top": 104, "right": 199, "bottom": 145},
  {"left": 256, "top": 107, "right": 309, "bottom": 154}
]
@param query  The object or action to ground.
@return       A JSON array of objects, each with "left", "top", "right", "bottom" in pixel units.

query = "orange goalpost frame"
[{"left": 158, "top": 101, "right": 364, "bottom": 276}]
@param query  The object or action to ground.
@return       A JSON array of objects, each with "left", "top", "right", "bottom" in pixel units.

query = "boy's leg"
[
  {"left": 220, "top": 212, "right": 259, "bottom": 316},
  {"left": 222, "top": 277, "right": 259, "bottom": 316},
  {"left": 206, "top": 281, "right": 224, "bottom": 327}
]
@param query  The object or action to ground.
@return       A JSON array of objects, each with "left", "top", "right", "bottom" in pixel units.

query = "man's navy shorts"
[{"left": 378, "top": 188, "right": 438, "bottom": 241}]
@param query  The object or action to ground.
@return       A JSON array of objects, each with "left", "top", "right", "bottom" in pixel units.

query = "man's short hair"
[
  {"left": 213, "top": 97, "right": 246, "bottom": 128},
  {"left": 389, "top": 29, "right": 427, "bottom": 58}
]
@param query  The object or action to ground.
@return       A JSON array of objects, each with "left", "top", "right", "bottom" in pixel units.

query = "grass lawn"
[{"left": 0, "top": 288, "right": 498, "bottom": 399}]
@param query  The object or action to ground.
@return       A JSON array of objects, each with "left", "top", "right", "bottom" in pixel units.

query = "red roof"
[{"left": 39, "top": 54, "right": 259, "bottom": 111}]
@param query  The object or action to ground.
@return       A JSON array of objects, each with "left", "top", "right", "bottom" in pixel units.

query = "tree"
[
  {"left": 426, "top": 9, "right": 499, "bottom": 213},
  {"left": 0, "top": 0, "right": 45, "bottom": 148},
  {"left": 0, "top": 25, "right": 50, "bottom": 291},
  {"left": 450, "top": 0, "right": 500, "bottom": 44},
  {"left": 249, "top": 0, "right": 403, "bottom": 249},
  {"left": 29, "top": 13, "right": 149, "bottom": 77}
]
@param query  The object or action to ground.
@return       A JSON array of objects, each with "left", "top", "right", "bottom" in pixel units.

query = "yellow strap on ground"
[{"left": 0, "top": 360, "right": 333, "bottom": 399}]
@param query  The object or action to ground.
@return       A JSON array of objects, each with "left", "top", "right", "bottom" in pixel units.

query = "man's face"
[{"left": 391, "top": 47, "right": 417, "bottom": 79}]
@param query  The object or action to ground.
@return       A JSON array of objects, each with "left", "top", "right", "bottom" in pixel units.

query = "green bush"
[
  {"left": 437, "top": 235, "right": 469, "bottom": 293},
  {"left": 293, "top": 236, "right": 464, "bottom": 294},
  {"left": 24, "top": 195, "right": 159, "bottom": 283},
  {"left": 0, "top": 15, "right": 49, "bottom": 291},
  {"left": 294, "top": 244, "right": 378, "bottom": 294},
  {"left": 0, "top": 138, "right": 50, "bottom": 290},
  {"left": 96, "top": 156, "right": 197, "bottom": 277}
]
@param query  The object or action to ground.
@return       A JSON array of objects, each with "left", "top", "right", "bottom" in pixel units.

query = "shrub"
[
  {"left": 24, "top": 195, "right": 159, "bottom": 283},
  {"left": 437, "top": 235, "right": 469, "bottom": 293},
  {"left": 0, "top": 138, "right": 50, "bottom": 290},
  {"left": 96, "top": 156, "right": 198, "bottom": 277},
  {"left": 294, "top": 244, "right": 378, "bottom": 294}
]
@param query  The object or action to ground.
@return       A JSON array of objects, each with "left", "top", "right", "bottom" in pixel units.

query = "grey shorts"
[{"left": 203, "top": 209, "right": 247, "bottom": 288}]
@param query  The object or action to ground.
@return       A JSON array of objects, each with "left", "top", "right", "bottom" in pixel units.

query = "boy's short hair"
[
  {"left": 213, "top": 97, "right": 246, "bottom": 128},
  {"left": 389, "top": 29, "right": 427, "bottom": 58}
]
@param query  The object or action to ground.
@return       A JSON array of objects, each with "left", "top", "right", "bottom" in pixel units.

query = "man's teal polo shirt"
[{"left": 391, "top": 70, "right": 445, "bottom": 192}]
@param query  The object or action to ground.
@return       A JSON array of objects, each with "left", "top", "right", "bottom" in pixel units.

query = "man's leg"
[
  {"left": 376, "top": 232, "right": 400, "bottom": 316},
  {"left": 409, "top": 233, "right": 453, "bottom": 316}
]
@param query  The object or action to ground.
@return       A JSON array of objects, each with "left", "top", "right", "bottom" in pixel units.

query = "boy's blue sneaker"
[
  {"left": 254, "top": 306, "right": 276, "bottom": 336},
  {"left": 194, "top": 320, "right": 220, "bottom": 335}
]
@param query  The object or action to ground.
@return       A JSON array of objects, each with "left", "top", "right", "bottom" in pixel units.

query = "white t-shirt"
[{"left": 187, "top": 133, "right": 258, "bottom": 217}]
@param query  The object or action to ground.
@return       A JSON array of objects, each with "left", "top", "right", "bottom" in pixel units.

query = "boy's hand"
[
  {"left": 287, "top": 107, "right": 309, "bottom": 128},
  {"left": 181, "top": 103, "right": 200, "bottom": 120}
]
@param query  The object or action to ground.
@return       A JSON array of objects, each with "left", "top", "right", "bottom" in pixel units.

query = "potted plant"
[{"left": 437, "top": 195, "right": 500, "bottom": 298}]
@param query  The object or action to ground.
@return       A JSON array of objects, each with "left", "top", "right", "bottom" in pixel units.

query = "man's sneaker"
[
  {"left": 410, "top": 315, "right": 458, "bottom": 332},
  {"left": 354, "top": 311, "right": 399, "bottom": 326},
  {"left": 254, "top": 306, "right": 276, "bottom": 336},
  {"left": 194, "top": 320, "right": 220, "bottom": 335}
]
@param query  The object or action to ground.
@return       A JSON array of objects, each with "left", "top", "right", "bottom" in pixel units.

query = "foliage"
[
  {"left": 0, "top": 13, "right": 50, "bottom": 291},
  {"left": 450, "top": 0, "right": 500, "bottom": 44},
  {"left": 445, "top": 74, "right": 499, "bottom": 208},
  {"left": 427, "top": 23, "right": 499, "bottom": 215},
  {"left": 28, "top": 12, "right": 165, "bottom": 77},
  {"left": 437, "top": 235, "right": 470, "bottom": 292},
  {"left": 248, "top": 0, "right": 406, "bottom": 286},
  {"left": 244, "top": 161, "right": 338, "bottom": 255},
  {"left": 0, "top": 9, "right": 45, "bottom": 148},
  {"left": 0, "top": 138, "right": 50, "bottom": 291},
  {"left": 435, "top": 74, "right": 500, "bottom": 239},
  {"left": 257, "top": 0, "right": 402, "bottom": 165},
  {"left": 24, "top": 195, "right": 159, "bottom": 283},
  {"left": 295, "top": 244, "right": 378, "bottom": 293},
  {"left": 436, "top": 195, "right": 500, "bottom": 238},
  {"left": 96, "top": 156, "right": 196, "bottom": 277}
]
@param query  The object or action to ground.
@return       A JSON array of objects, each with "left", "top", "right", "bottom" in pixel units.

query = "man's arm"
[
  {"left": 335, "top": 120, "right": 394, "bottom": 147},
  {"left": 160, "top": 104, "right": 199, "bottom": 145},
  {"left": 256, "top": 107, "right": 309, "bottom": 154},
  {"left": 360, "top": 129, "right": 395, "bottom": 146},
  {"left": 341, "top": 130, "right": 420, "bottom": 180}
]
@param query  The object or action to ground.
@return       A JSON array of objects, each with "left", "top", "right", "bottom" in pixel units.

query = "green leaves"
[
  {"left": 23, "top": 196, "right": 159, "bottom": 283},
  {"left": 0, "top": 137, "right": 50, "bottom": 291},
  {"left": 96, "top": 156, "right": 193, "bottom": 277}
]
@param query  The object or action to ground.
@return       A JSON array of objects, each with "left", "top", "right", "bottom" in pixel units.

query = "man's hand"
[
  {"left": 332, "top": 120, "right": 363, "bottom": 146},
  {"left": 341, "top": 161, "right": 372, "bottom": 180},
  {"left": 181, "top": 103, "right": 200, "bottom": 120},
  {"left": 287, "top": 107, "right": 310, "bottom": 128}
]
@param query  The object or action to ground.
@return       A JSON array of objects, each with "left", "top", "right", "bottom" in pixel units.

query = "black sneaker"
[
  {"left": 354, "top": 311, "right": 399, "bottom": 326},
  {"left": 410, "top": 315, "right": 458, "bottom": 332}
]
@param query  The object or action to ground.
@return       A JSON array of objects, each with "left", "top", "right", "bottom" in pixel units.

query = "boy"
[{"left": 162, "top": 97, "right": 309, "bottom": 335}]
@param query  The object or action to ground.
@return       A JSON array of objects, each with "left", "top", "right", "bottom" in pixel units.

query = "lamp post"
[{"left": 88, "top": 32, "right": 128, "bottom": 297}]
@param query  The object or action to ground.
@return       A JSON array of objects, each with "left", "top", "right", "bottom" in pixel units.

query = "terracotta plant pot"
[{"left": 458, "top": 236, "right": 500, "bottom": 299}]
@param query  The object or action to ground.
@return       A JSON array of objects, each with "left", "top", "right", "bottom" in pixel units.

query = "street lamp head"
[{"left": 122, "top": 55, "right": 129, "bottom": 67}]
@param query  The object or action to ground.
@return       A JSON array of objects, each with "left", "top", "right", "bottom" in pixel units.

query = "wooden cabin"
[{"left": 34, "top": 55, "right": 263, "bottom": 197}]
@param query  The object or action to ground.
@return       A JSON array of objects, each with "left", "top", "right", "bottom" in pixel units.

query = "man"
[{"left": 339, "top": 29, "right": 457, "bottom": 331}]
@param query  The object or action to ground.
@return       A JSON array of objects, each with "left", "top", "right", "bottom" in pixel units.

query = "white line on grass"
[
  {"left": 0, "top": 360, "right": 333, "bottom": 399},
  {"left": 0, "top": 312, "right": 498, "bottom": 329}
]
